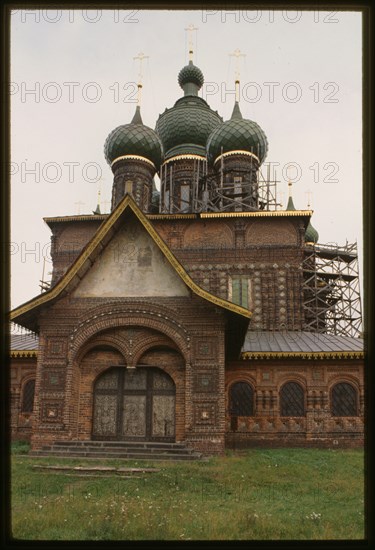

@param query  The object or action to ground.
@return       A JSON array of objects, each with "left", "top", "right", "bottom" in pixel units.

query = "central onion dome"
[
  {"left": 104, "top": 106, "right": 163, "bottom": 169},
  {"left": 206, "top": 101, "right": 268, "bottom": 165},
  {"left": 155, "top": 60, "right": 222, "bottom": 160}
]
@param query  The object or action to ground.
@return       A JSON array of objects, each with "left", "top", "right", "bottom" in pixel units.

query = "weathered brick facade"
[
  {"left": 10, "top": 57, "right": 364, "bottom": 455},
  {"left": 10, "top": 206, "right": 364, "bottom": 454}
]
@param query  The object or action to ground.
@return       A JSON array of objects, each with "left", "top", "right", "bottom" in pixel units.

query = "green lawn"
[{"left": 10, "top": 443, "right": 364, "bottom": 540}]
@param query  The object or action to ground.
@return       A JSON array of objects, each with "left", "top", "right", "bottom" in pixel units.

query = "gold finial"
[
  {"left": 133, "top": 52, "right": 149, "bottom": 106},
  {"left": 185, "top": 24, "right": 198, "bottom": 62},
  {"left": 229, "top": 48, "right": 246, "bottom": 102}
]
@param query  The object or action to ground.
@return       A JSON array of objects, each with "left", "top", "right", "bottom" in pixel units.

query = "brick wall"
[
  {"left": 10, "top": 357, "right": 37, "bottom": 440},
  {"left": 225, "top": 358, "right": 364, "bottom": 448}
]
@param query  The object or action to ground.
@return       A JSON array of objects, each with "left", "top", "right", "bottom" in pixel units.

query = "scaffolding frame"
[
  {"left": 302, "top": 242, "right": 362, "bottom": 337},
  {"left": 159, "top": 156, "right": 280, "bottom": 214}
]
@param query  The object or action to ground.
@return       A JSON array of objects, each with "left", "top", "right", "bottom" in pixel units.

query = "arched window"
[
  {"left": 280, "top": 382, "right": 305, "bottom": 417},
  {"left": 229, "top": 382, "right": 254, "bottom": 416},
  {"left": 21, "top": 379, "right": 35, "bottom": 413},
  {"left": 331, "top": 382, "right": 358, "bottom": 416}
]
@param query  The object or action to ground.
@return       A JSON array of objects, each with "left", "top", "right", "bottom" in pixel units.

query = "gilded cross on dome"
[
  {"left": 229, "top": 48, "right": 246, "bottom": 102},
  {"left": 133, "top": 52, "right": 149, "bottom": 106},
  {"left": 185, "top": 24, "right": 198, "bottom": 61}
]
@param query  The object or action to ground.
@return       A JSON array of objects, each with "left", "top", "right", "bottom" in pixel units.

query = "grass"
[{"left": 10, "top": 447, "right": 364, "bottom": 541}]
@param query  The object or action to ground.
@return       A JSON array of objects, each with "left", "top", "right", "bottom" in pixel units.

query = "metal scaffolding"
[
  {"left": 159, "top": 156, "right": 280, "bottom": 213},
  {"left": 302, "top": 241, "right": 362, "bottom": 337}
]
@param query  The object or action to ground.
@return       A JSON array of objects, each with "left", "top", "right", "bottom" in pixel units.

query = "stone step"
[
  {"left": 47, "top": 445, "right": 195, "bottom": 455},
  {"left": 51, "top": 440, "right": 187, "bottom": 450},
  {"left": 30, "top": 450, "right": 201, "bottom": 461},
  {"left": 36, "top": 447, "right": 200, "bottom": 457},
  {"left": 30, "top": 439, "right": 203, "bottom": 461}
]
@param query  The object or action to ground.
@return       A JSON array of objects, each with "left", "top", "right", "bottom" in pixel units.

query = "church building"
[{"left": 10, "top": 49, "right": 364, "bottom": 456}]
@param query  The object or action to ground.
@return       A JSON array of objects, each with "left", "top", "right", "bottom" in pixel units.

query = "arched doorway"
[{"left": 92, "top": 367, "right": 176, "bottom": 441}]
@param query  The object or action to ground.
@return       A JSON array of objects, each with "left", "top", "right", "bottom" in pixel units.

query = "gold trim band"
[
  {"left": 10, "top": 350, "right": 38, "bottom": 358},
  {"left": 163, "top": 154, "right": 206, "bottom": 165},
  {"left": 111, "top": 155, "right": 156, "bottom": 169},
  {"left": 214, "top": 150, "right": 260, "bottom": 165},
  {"left": 241, "top": 351, "right": 364, "bottom": 360}
]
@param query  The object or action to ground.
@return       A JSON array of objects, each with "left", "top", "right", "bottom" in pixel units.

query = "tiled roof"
[
  {"left": 10, "top": 334, "right": 39, "bottom": 351},
  {"left": 241, "top": 331, "right": 363, "bottom": 358}
]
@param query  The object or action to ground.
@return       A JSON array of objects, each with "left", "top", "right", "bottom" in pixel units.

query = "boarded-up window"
[
  {"left": 22, "top": 379, "right": 35, "bottom": 413},
  {"left": 280, "top": 382, "right": 305, "bottom": 417},
  {"left": 331, "top": 383, "right": 358, "bottom": 416}
]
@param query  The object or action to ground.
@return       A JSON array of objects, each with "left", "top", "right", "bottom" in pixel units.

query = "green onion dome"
[
  {"left": 155, "top": 61, "right": 222, "bottom": 160},
  {"left": 305, "top": 220, "right": 319, "bottom": 244},
  {"left": 178, "top": 61, "right": 204, "bottom": 89},
  {"left": 206, "top": 101, "right": 268, "bottom": 165},
  {"left": 104, "top": 106, "right": 163, "bottom": 169}
]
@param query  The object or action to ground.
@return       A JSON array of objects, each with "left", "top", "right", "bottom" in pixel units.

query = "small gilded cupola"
[
  {"left": 104, "top": 54, "right": 163, "bottom": 213},
  {"left": 286, "top": 182, "right": 319, "bottom": 244}
]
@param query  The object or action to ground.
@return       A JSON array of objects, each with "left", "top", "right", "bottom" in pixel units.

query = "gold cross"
[
  {"left": 229, "top": 48, "right": 246, "bottom": 81},
  {"left": 133, "top": 52, "right": 149, "bottom": 105},
  {"left": 185, "top": 24, "right": 198, "bottom": 61},
  {"left": 306, "top": 190, "right": 313, "bottom": 208},
  {"left": 229, "top": 48, "right": 246, "bottom": 101}
]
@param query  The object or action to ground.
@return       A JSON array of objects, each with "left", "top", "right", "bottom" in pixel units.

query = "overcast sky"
[{"left": 10, "top": 8, "right": 363, "bottom": 310}]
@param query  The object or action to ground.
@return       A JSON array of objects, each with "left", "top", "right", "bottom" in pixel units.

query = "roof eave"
[{"left": 11, "top": 195, "right": 251, "bottom": 331}]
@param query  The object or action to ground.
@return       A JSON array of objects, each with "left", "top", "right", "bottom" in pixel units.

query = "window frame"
[
  {"left": 229, "top": 381, "right": 255, "bottom": 417},
  {"left": 21, "top": 379, "right": 35, "bottom": 414},
  {"left": 279, "top": 381, "right": 306, "bottom": 417},
  {"left": 331, "top": 382, "right": 358, "bottom": 417}
]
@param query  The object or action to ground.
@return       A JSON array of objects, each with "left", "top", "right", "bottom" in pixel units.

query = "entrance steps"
[{"left": 30, "top": 440, "right": 203, "bottom": 461}]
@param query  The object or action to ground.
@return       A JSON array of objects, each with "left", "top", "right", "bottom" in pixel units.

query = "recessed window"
[
  {"left": 125, "top": 180, "right": 133, "bottom": 194},
  {"left": 280, "top": 381, "right": 305, "bottom": 417},
  {"left": 229, "top": 277, "right": 253, "bottom": 309},
  {"left": 180, "top": 184, "right": 190, "bottom": 212},
  {"left": 22, "top": 379, "right": 35, "bottom": 413},
  {"left": 331, "top": 382, "right": 358, "bottom": 416},
  {"left": 164, "top": 189, "right": 170, "bottom": 211},
  {"left": 229, "top": 382, "right": 254, "bottom": 416}
]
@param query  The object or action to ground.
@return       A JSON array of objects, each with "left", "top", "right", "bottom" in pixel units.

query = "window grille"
[
  {"left": 22, "top": 379, "right": 35, "bottom": 413},
  {"left": 331, "top": 383, "right": 358, "bottom": 416},
  {"left": 229, "top": 382, "right": 254, "bottom": 416},
  {"left": 280, "top": 382, "right": 305, "bottom": 416}
]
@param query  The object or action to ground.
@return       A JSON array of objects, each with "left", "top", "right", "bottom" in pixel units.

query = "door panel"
[
  {"left": 152, "top": 395, "right": 175, "bottom": 437},
  {"left": 122, "top": 395, "right": 146, "bottom": 437},
  {"left": 93, "top": 367, "right": 175, "bottom": 441},
  {"left": 93, "top": 394, "right": 118, "bottom": 437}
]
